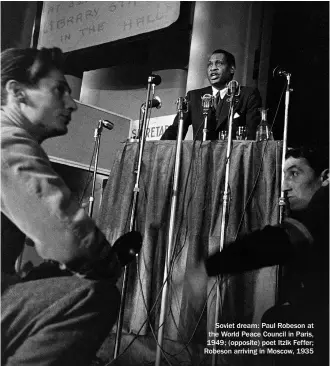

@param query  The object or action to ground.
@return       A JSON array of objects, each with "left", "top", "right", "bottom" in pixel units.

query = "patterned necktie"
[{"left": 214, "top": 91, "right": 220, "bottom": 110}]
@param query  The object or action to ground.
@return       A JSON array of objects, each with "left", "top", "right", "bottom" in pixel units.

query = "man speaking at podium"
[{"left": 161, "top": 48, "right": 262, "bottom": 141}]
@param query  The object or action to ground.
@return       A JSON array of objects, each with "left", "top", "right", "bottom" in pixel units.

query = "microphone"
[
  {"left": 227, "top": 80, "right": 240, "bottom": 96},
  {"left": 149, "top": 96, "right": 162, "bottom": 109},
  {"left": 112, "top": 231, "right": 142, "bottom": 266},
  {"left": 100, "top": 120, "right": 114, "bottom": 130},
  {"left": 201, "top": 94, "right": 214, "bottom": 112},
  {"left": 176, "top": 97, "right": 188, "bottom": 113},
  {"left": 273, "top": 66, "right": 290, "bottom": 78},
  {"left": 148, "top": 74, "right": 162, "bottom": 86},
  {"left": 142, "top": 96, "right": 162, "bottom": 109}
]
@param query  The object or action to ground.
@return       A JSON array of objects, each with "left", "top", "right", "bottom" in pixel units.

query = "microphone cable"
[
  {"left": 166, "top": 275, "right": 220, "bottom": 361},
  {"left": 144, "top": 131, "right": 204, "bottom": 364},
  {"left": 105, "top": 109, "right": 230, "bottom": 365},
  {"left": 118, "top": 84, "right": 286, "bottom": 364},
  {"left": 171, "top": 86, "right": 287, "bottom": 363},
  {"left": 136, "top": 256, "right": 194, "bottom": 366},
  {"left": 120, "top": 100, "right": 157, "bottom": 232},
  {"left": 161, "top": 124, "right": 226, "bottom": 360},
  {"left": 104, "top": 248, "right": 180, "bottom": 366},
  {"left": 109, "top": 89, "right": 284, "bottom": 365},
  {"left": 104, "top": 104, "right": 179, "bottom": 366},
  {"left": 78, "top": 141, "right": 97, "bottom": 207},
  {"left": 137, "top": 120, "right": 205, "bottom": 363},
  {"left": 136, "top": 135, "right": 201, "bottom": 365}
]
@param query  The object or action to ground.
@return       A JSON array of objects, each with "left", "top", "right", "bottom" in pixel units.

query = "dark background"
[{"left": 267, "top": 2, "right": 329, "bottom": 148}]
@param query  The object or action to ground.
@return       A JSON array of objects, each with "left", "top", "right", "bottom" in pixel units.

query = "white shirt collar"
[{"left": 212, "top": 86, "right": 227, "bottom": 100}]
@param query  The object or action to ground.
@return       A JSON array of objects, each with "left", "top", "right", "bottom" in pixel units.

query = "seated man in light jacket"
[{"left": 1, "top": 47, "right": 141, "bottom": 366}]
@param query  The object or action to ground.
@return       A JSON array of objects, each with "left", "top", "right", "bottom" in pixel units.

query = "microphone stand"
[
  {"left": 278, "top": 72, "right": 292, "bottom": 224},
  {"left": 211, "top": 83, "right": 238, "bottom": 366},
  {"left": 202, "top": 95, "right": 214, "bottom": 141},
  {"left": 113, "top": 76, "right": 157, "bottom": 358},
  {"left": 276, "top": 72, "right": 292, "bottom": 304},
  {"left": 155, "top": 97, "right": 187, "bottom": 366},
  {"left": 88, "top": 120, "right": 104, "bottom": 217}
]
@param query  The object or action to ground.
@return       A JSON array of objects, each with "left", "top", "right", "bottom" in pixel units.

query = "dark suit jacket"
[{"left": 161, "top": 85, "right": 262, "bottom": 140}]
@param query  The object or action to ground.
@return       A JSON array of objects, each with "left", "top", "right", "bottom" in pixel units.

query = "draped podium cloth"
[{"left": 98, "top": 140, "right": 282, "bottom": 364}]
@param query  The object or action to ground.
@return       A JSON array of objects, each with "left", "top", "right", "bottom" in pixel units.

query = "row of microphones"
[
  {"left": 201, "top": 80, "right": 241, "bottom": 112},
  {"left": 103, "top": 68, "right": 289, "bottom": 130}
]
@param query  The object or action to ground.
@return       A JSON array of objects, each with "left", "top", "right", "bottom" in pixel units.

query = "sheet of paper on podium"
[
  {"left": 43, "top": 100, "right": 131, "bottom": 171},
  {"left": 129, "top": 115, "right": 175, "bottom": 141},
  {"left": 129, "top": 115, "right": 193, "bottom": 141}
]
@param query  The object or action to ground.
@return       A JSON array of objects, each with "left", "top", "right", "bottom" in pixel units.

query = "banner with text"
[
  {"left": 129, "top": 114, "right": 175, "bottom": 141},
  {"left": 38, "top": 1, "right": 180, "bottom": 52}
]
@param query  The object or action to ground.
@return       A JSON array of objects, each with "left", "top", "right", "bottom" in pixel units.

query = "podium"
[{"left": 97, "top": 140, "right": 283, "bottom": 364}]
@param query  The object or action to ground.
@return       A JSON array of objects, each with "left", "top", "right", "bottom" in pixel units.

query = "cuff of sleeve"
[
  {"left": 62, "top": 251, "right": 121, "bottom": 281},
  {"left": 205, "top": 251, "right": 230, "bottom": 276},
  {"left": 281, "top": 217, "right": 314, "bottom": 250},
  {"left": 61, "top": 239, "right": 121, "bottom": 281}
]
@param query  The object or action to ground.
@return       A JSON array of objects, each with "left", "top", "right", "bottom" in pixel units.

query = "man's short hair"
[
  {"left": 211, "top": 49, "right": 236, "bottom": 68},
  {"left": 286, "top": 145, "right": 329, "bottom": 176},
  {"left": 1, "top": 47, "right": 65, "bottom": 105}
]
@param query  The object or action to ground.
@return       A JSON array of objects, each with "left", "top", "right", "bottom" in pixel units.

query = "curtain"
[{"left": 98, "top": 140, "right": 282, "bottom": 364}]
